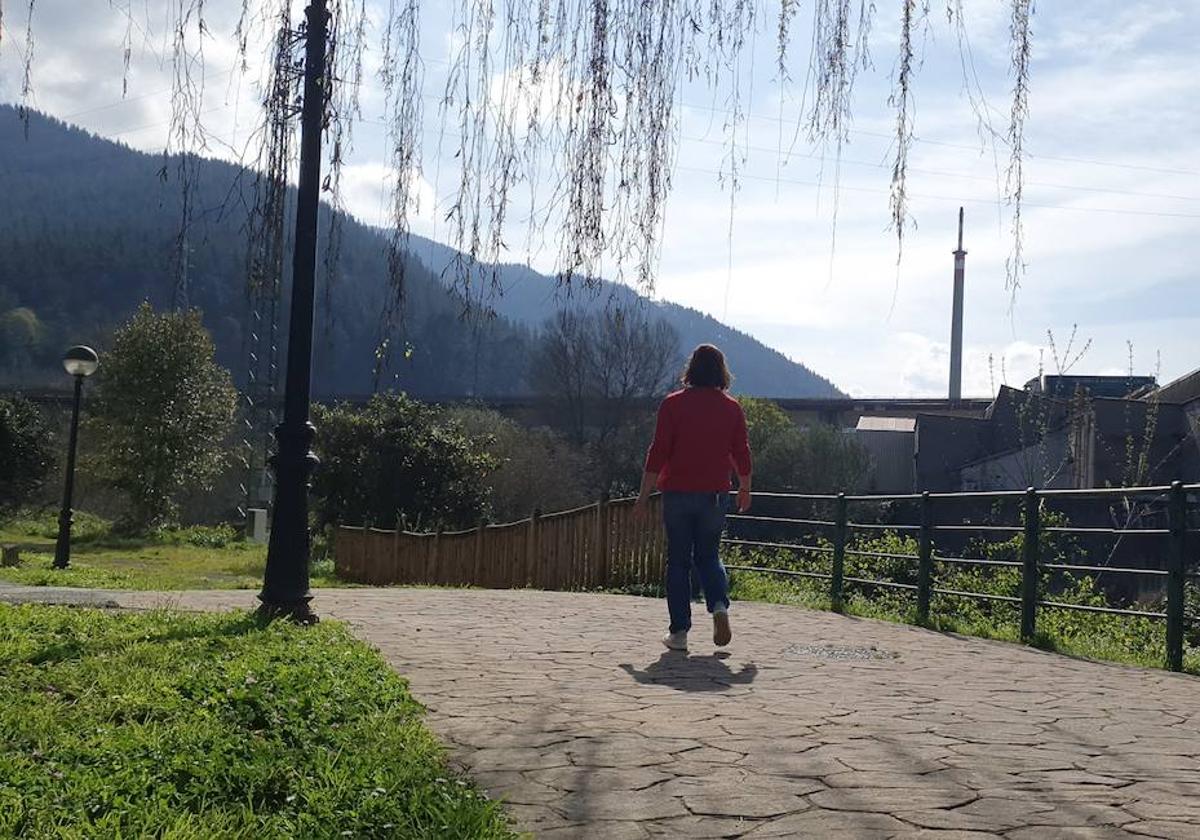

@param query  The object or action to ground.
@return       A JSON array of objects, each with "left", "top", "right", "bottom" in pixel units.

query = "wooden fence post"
[
  {"left": 474, "top": 517, "right": 488, "bottom": 589},
  {"left": 391, "top": 516, "right": 404, "bottom": 584},
  {"left": 1020, "top": 487, "right": 1040, "bottom": 642},
  {"left": 595, "top": 494, "right": 610, "bottom": 589},
  {"left": 916, "top": 491, "right": 934, "bottom": 624},
  {"left": 1166, "top": 480, "right": 1187, "bottom": 672},
  {"left": 526, "top": 509, "right": 541, "bottom": 589},
  {"left": 831, "top": 493, "right": 847, "bottom": 613},
  {"left": 430, "top": 526, "right": 443, "bottom": 586}
]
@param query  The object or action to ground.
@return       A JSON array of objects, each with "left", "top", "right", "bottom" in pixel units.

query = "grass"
[
  {"left": 0, "top": 604, "right": 518, "bottom": 839},
  {"left": 0, "top": 511, "right": 342, "bottom": 591}
]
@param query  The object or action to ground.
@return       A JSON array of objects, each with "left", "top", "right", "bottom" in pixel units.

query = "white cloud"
[
  {"left": 337, "top": 162, "right": 435, "bottom": 231},
  {"left": 2, "top": 0, "right": 1196, "bottom": 399}
]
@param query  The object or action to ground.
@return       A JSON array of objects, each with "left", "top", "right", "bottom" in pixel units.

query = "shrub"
[
  {"left": 312, "top": 394, "right": 496, "bottom": 530},
  {"left": 757, "top": 422, "right": 872, "bottom": 493},
  {"left": 0, "top": 396, "right": 56, "bottom": 511}
]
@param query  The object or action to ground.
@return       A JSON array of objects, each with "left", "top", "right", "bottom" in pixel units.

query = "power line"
[
  {"left": 678, "top": 133, "right": 1200, "bottom": 203},
  {"left": 680, "top": 98, "right": 1200, "bottom": 178},
  {"left": 674, "top": 164, "right": 1200, "bottom": 221}
]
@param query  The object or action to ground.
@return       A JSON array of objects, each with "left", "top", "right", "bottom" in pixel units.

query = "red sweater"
[{"left": 644, "top": 388, "right": 753, "bottom": 492}]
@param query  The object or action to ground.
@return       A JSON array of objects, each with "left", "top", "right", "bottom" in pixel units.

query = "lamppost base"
[
  {"left": 54, "top": 511, "right": 73, "bottom": 569},
  {"left": 255, "top": 597, "right": 320, "bottom": 625}
]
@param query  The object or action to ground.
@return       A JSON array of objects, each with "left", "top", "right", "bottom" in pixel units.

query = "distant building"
[
  {"left": 828, "top": 371, "right": 1199, "bottom": 493},
  {"left": 1023, "top": 374, "right": 1157, "bottom": 400},
  {"left": 855, "top": 416, "right": 917, "bottom": 493},
  {"left": 909, "top": 370, "right": 1200, "bottom": 492}
]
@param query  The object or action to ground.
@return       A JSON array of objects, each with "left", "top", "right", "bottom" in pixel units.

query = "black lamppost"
[
  {"left": 257, "top": 0, "right": 328, "bottom": 623},
  {"left": 54, "top": 345, "right": 99, "bottom": 570}
]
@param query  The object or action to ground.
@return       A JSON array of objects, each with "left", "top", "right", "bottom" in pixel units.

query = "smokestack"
[{"left": 949, "top": 207, "right": 966, "bottom": 403}]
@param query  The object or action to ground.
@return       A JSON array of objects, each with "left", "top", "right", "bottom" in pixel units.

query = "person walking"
[{"left": 634, "top": 344, "right": 752, "bottom": 651}]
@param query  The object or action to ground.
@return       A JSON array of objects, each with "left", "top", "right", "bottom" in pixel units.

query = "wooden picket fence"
[{"left": 335, "top": 495, "right": 666, "bottom": 590}]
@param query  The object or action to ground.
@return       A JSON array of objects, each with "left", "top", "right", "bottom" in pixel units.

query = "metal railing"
[
  {"left": 337, "top": 481, "right": 1198, "bottom": 673},
  {"left": 724, "top": 481, "right": 1199, "bottom": 672}
]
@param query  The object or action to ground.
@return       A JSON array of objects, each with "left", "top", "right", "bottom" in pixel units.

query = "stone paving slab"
[{"left": 3, "top": 585, "right": 1199, "bottom": 838}]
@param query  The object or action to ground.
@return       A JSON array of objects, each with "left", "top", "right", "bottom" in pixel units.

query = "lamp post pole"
[
  {"left": 55, "top": 346, "right": 99, "bottom": 569},
  {"left": 258, "top": 0, "right": 328, "bottom": 623}
]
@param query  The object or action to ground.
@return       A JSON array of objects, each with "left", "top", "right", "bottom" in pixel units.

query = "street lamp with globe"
[{"left": 54, "top": 345, "right": 99, "bottom": 570}]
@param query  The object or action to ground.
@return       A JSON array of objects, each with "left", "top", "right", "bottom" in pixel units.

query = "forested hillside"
[{"left": 0, "top": 107, "right": 840, "bottom": 398}]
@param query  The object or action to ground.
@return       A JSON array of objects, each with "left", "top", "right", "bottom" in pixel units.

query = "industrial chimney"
[{"left": 949, "top": 207, "right": 966, "bottom": 404}]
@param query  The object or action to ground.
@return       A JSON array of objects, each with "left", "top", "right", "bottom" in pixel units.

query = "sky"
[{"left": 1, "top": 0, "right": 1197, "bottom": 398}]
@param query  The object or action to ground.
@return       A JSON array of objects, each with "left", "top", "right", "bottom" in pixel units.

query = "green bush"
[
  {"left": 737, "top": 397, "right": 872, "bottom": 493},
  {"left": 86, "top": 304, "right": 238, "bottom": 532},
  {"left": 0, "top": 396, "right": 56, "bottom": 511},
  {"left": 723, "top": 516, "right": 1196, "bottom": 673},
  {"left": 0, "top": 509, "right": 110, "bottom": 543},
  {"left": 159, "top": 523, "right": 242, "bottom": 548},
  {"left": 312, "top": 394, "right": 496, "bottom": 531}
]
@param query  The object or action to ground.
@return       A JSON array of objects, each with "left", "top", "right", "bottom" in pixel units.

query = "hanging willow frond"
[
  {"left": 17, "top": 0, "right": 36, "bottom": 135},
  {"left": 6, "top": 0, "right": 1045, "bottom": 330},
  {"left": 887, "top": 0, "right": 929, "bottom": 265},
  {"left": 374, "top": 0, "right": 422, "bottom": 384},
  {"left": 166, "top": 0, "right": 210, "bottom": 311},
  {"left": 1005, "top": 0, "right": 1033, "bottom": 295},
  {"left": 320, "top": 0, "right": 368, "bottom": 343}
]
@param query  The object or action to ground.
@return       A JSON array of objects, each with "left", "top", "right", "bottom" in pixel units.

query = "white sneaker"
[
  {"left": 712, "top": 608, "right": 732, "bottom": 647},
  {"left": 662, "top": 631, "right": 688, "bottom": 651}
]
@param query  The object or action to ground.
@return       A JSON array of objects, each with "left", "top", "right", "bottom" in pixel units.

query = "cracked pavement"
[{"left": 4, "top": 585, "right": 1199, "bottom": 838}]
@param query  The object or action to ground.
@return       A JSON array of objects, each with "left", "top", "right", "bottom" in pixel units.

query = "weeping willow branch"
[
  {"left": 9, "top": 0, "right": 1044, "bottom": 336},
  {"left": 804, "top": 1, "right": 873, "bottom": 282},
  {"left": 887, "top": 0, "right": 924, "bottom": 266},
  {"left": 320, "top": 0, "right": 368, "bottom": 347},
  {"left": 166, "top": 0, "right": 210, "bottom": 311},
  {"left": 17, "top": 0, "right": 36, "bottom": 135},
  {"left": 1005, "top": 0, "right": 1033, "bottom": 296},
  {"left": 374, "top": 0, "right": 422, "bottom": 384}
]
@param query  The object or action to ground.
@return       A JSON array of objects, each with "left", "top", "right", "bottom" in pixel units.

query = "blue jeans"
[{"left": 663, "top": 491, "right": 731, "bottom": 634}]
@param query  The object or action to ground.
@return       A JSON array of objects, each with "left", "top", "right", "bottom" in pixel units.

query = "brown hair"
[{"left": 682, "top": 344, "right": 733, "bottom": 390}]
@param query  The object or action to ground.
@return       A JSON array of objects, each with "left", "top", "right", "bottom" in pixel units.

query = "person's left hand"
[
  {"left": 633, "top": 496, "right": 651, "bottom": 520},
  {"left": 737, "top": 486, "right": 752, "bottom": 513}
]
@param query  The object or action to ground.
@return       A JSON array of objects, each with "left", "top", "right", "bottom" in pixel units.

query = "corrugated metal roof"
[{"left": 856, "top": 416, "right": 916, "bottom": 432}]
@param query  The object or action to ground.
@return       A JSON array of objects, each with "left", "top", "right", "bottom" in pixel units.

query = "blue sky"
[{"left": 2, "top": 1, "right": 1197, "bottom": 396}]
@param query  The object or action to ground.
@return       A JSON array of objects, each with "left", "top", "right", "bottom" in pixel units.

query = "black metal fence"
[{"left": 723, "top": 482, "right": 1199, "bottom": 672}]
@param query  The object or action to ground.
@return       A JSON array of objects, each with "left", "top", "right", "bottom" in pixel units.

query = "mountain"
[
  {"left": 0, "top": 107, "right": 841, "bottom": 399},
  {"left": 407, "top": 239, "right": 841, "bottom": 397}
]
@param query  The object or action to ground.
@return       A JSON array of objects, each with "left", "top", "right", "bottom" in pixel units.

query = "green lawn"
[
  {"left": 0, "top": 604, "right": 518, "bottom": 839},
  {"left": 0, "top": 512, "right": 342, "bottom": 590}
]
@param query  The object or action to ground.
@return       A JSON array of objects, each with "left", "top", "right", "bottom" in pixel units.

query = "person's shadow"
[{"left": 620, "top": 651, "right": 758, "bottom": 692}]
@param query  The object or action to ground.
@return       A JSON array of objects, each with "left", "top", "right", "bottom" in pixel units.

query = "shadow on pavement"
[{"left": 620, "top": 650, "right": 757, "bottom": 692}]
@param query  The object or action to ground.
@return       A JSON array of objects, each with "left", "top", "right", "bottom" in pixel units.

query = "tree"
[
  {"left": 444, "top": 405, "right": 592, "bottom": 522},
  {"left": 0, "top": 307, "right": 47, "bottom": 374},
  {"left": 740, "top": 395, "right": 873, "bottom": 493},
  {"left": 311, "top": 394, "right": 496, "bottom": 531},
  {"left": 531, "top": 306, "right": 681, "bottom": 494},
  {"left": 89, "top": 304, "right": 238, "bottom": 531},
  {"left": 739, "top": 397, "right": 797, "bottom": 459},
  {"left": 0, "top": 395, "right": 55, "bottom": 511},
  {"left": 757, "top": 423, "right": 873, "bottom": 494}
]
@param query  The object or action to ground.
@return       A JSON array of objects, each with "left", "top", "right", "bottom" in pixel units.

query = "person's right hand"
[
  {"left": 737, "top": 486, "right": 752, "bottom": 513},
  {"left": 633, "top": 496, "right": 651, "bottom": 520}
]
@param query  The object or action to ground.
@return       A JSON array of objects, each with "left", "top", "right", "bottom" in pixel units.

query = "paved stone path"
[{"left": 4, "top": 585, "right": 1200, "bottom": 839}]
